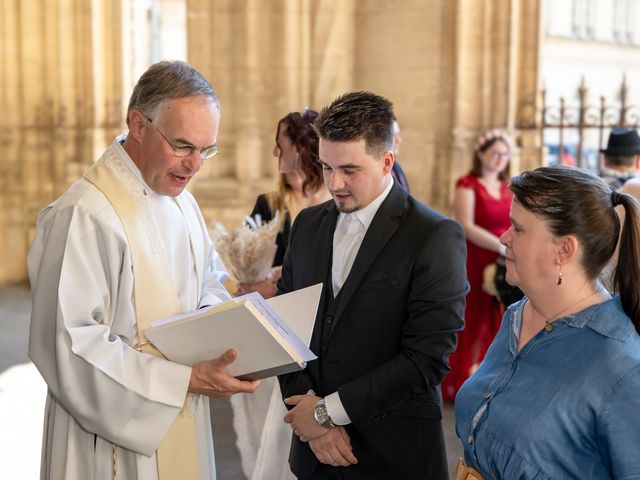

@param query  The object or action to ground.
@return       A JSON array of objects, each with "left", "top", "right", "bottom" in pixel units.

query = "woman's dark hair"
[
  {"left": 278, "top": 109, "right": 322, "bottom": 195},
  {"left": 268, "top": 109, "right": 322, "bottom": 215},
  {"left": 509, "top": 165, "right": 640, "bottom": 332}
]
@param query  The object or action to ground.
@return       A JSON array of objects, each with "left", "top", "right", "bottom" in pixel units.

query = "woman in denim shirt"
[{"left": 455, "top": 166, "right": 640, "bottom": 479}]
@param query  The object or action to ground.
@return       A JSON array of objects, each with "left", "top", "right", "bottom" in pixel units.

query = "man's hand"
[
  {"left": 235, "top": 277, "right": 277, "bottom": 298},
  {"left": 188, "top": 349, "right": 260, "bottom": 398},
  {"left": 284, "top": 394, "right": 327, "bottom": 442},
  {"left": 235, "top": 266, "right": 282, "bottom": 298},
  {"left": 309, "top": 427, "right": 358, "bottom": 467}
]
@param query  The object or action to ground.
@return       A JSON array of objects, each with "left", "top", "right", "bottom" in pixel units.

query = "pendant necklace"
[{"left": 530, "top": 289, "right": 603, "bottom": 333}]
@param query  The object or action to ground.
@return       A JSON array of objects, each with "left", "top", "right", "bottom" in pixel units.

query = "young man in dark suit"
[{"left": 278, "top": 91, "right": 468, "bottom": 479}]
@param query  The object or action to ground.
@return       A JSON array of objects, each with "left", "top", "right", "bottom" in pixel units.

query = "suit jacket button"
[{"left": 326, "top": 315, "right": 333, "bottom": 324}]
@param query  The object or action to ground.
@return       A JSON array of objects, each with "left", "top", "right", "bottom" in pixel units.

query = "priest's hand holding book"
[{"left": 188, "top": 348, "right": 261, "bottom": 398}]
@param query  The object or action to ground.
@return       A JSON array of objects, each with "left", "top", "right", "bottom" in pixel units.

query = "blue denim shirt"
[{"left": 455, "top": 296, "right": 640, "bottom": 480}]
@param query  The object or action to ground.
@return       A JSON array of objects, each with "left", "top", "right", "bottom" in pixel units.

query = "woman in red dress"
[{"left": 442, "top": 130, "right": 513, "bottom": 401}]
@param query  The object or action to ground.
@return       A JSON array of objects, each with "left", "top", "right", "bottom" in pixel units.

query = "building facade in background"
[{"left": 539, "top": 0, "right": 640, "bottom": 168}]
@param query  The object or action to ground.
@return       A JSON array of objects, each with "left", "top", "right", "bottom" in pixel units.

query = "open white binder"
[{"left": 145, "top": 284, "right": 322, "bottom": 380}]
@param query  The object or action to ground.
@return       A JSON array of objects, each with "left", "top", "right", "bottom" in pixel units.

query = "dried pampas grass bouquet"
[{"left": 212, "top": 211, "right": 281, "bottom": 284}]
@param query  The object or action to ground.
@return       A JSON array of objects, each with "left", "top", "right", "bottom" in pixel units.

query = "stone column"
[
  {"left": 187, "top": 0, "right": 356, "bottom": 227},
  {"left": 514, "top": 0, "right": 544, "bottom": 173},
  {"left": 0, "top": 0, "right": 126, "bottom": 285},
  {"left": 448, "top": 0, "right": 542, "bottom": 213},
  {"left": 0, "top": 0, "right": 25, "bottom": 284}
]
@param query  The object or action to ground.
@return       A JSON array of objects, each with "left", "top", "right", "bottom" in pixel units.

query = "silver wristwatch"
[{"left": 313, "top": 398, "right": 336, "bottom": 429}]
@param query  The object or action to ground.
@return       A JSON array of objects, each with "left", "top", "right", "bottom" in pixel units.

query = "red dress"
[{"left": 442, "top": 174, "right": 513, "bottom": 402}]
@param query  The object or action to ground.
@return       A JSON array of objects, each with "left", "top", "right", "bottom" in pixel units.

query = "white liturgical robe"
[{"left": 28, "top": 137, "right": 230, "bottom": 480}]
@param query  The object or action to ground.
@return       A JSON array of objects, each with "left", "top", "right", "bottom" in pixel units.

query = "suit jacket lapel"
[
  {"left": 312, "top": 202, "right": 338, "bottom": 286},
  {"left": 329, "top": 183, "right": 408, "bottom": 337},
  {"left": 308, "top": 202, "right": 338, "bottom": 351}
]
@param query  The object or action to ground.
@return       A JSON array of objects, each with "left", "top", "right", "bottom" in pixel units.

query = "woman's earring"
[{"left": 556, "top": 267, "right": 562, "bottom": 286}]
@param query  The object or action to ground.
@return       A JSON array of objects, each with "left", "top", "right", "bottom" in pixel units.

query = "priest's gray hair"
[{"left": 126, "top": 60, "right": 219, "bottom": 127}]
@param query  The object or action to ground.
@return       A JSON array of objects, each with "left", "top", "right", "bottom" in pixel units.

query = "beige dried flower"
[{"left": 212, "top": 211, "right": 281, "bottom": 284}]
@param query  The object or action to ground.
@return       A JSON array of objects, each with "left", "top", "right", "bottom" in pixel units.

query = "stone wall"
[
  {"left": 0, "top": 0, "right": 542, "bottom": 285},
  {"left": 187, "top": 0, "right": 543, "bottom": 229},
  {"left": 0, "top": 0, "right": 125, "bottom": 285}
]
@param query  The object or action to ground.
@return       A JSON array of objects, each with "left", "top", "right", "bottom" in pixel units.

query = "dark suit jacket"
[
  {"left": 391, "top": 161, "right": 410, "bottom": 192},
  {"left": 278, "top": 182, "right": 468, "bottom": 480}
]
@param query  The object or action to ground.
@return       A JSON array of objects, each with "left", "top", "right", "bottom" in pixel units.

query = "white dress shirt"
[{"left": 331, "top": 213, "right": 365, "bottom": 295}]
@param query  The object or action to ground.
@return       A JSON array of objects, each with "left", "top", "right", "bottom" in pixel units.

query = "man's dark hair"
[{"left": 314, "top": 91, "right": 394, "bottom": 156}]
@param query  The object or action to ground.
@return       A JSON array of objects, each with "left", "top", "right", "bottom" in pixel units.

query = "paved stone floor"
[{"left": 0, "top": 285, "right": 462, "bottom": 479}]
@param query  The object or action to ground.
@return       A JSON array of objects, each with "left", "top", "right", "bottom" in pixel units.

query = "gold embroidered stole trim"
[{"left": 84, "top": 157, "right": 201, "bottom": 480}]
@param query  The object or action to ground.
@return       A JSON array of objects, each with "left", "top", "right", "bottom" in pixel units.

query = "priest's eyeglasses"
[{"left": 146, "top": 117, "right": 219, "bottom": 160}]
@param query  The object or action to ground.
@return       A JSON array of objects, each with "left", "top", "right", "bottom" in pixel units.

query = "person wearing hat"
[
  {"left": 599, "top": 128, "right": 640, "bottom": 189},
  {"left": 598, "top": 129, "right": 640, "bottom": 291}
]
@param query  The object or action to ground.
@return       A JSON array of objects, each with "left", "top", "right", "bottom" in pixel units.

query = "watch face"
[
  {"left": 314, "top": 403, "right": 326, "bottom": 422},
  {"left": 318, "top": 407, "right": 329, "bottom": 422},
  {"left": 314, "top": 401, "right": 334, "bottom": 428}
]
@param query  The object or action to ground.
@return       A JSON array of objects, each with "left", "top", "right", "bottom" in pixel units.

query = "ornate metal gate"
[{"left": 517, "top": 77, "right": 640, "bottom": 170}]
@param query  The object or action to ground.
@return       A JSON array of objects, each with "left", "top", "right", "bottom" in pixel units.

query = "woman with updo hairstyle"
[
  {"left": 442, "top": 129, "right": 514, "bottom": 401},
  {"left": 236, "top": 109, "right": 329, "bottom": 298},
  {"left": 455, "top": 165, "right": 640, "bottom": 479},
  {"left": 232, "top": 109, "right": 329, "bottom": 480}
]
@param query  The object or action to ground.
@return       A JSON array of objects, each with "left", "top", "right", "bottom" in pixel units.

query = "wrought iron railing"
[{"left": 517, "top": 77, "right": 640, "bottom": 169}]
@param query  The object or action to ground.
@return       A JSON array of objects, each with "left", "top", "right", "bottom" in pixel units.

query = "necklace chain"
[{"left": 529, "top": 288, "right": 603, "bottom": 332}]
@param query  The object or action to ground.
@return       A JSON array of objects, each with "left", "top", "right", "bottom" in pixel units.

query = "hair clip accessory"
[{"left": 475, "top": 129, "right": 513, "bottom": 152}]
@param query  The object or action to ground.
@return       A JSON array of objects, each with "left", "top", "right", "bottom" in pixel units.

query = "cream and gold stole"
[{"left": 85, "top": 151, "right": 205, "bottom": 480}]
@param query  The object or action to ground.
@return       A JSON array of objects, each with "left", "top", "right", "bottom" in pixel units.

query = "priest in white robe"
[{"left": 28, "top": 60, "right": 259, "bottom": 480}]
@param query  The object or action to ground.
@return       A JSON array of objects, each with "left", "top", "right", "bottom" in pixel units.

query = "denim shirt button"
[{"left": 467, "top": 435, "right": 473, "bottom": 444}]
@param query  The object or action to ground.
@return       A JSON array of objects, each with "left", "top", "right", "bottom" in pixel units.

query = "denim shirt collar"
[{"left": 507, "top": 295, "right": 633, "bottom": 342}]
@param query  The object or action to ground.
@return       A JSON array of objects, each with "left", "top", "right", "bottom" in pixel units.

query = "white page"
[
  {"left": 246, "top": 295, "right": 315, "bottom": 363},
  {"left": 232, "top": 288, "right": 320, "bottom": 362},
  {"left": 149, "top": 304, "right": 216, "bottom": 328},
  {"left": 266, "top": 283, "right": 322, "bottom": 347},
  {"left": 150, "top": 284, "right": 323, "bottom": 336}
]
